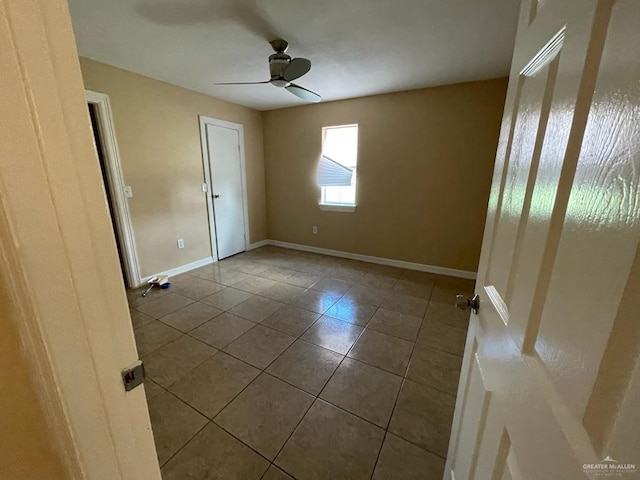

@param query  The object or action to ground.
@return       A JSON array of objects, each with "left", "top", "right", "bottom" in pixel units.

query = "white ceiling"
[{"left": 68, "top": 0, "right": 520, "bottom": 111}]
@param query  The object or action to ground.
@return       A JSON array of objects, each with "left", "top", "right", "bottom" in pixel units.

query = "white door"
[
  {"left": 445, "top": 0, "right": 640, "bottom": 479},
  {"left": 206, "top": 123, "right": 247, "bottom": 259}
]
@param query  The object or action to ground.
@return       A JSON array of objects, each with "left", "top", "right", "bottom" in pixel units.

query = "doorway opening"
[
  {"left": 88, "top": 103, "right": 127, "bottom": 284},
  {"left": 86, "top": 90, "right": 141, "bottom": 287}
]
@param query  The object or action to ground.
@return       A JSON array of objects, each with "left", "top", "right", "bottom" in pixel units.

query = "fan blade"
[
  {"left": 285, "top": 83, "right": 321, "bottom": 103},
  {"left": 214, "top": 81, "right": 270, "bottom": 85},
  {"left": 283, "top": 58, "right": 311, "bottom": 82}
]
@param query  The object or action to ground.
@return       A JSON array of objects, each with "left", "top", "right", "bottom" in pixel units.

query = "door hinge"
[{"left": 122, "top": 360, "right": 145, "bottom": 392}]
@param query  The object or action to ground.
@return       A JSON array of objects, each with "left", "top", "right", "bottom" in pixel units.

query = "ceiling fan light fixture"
[{"left": 271, "top": 78, "right": 289, "bottom": 88}]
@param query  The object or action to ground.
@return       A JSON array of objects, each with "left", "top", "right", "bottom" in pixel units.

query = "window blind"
[{"left": 316, "top": 155, "right": 354, "bottom": 187}]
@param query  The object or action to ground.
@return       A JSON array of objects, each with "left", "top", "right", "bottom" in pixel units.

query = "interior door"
[
  {"left": 206, "top": 123, "right": 247, "bottom": 259},
  {"left": 445, "top": 0, "right": 640, "bottom": 478}
]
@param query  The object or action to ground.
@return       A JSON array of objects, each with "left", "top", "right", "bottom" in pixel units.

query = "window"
[{"left": 317, "top": 124, "right": 358, "bottom": 211}]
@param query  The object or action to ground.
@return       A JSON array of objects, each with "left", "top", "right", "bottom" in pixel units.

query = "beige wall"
[
  {"left": 263, "top": 78, "right": 508, "bottom": 272},
  {"left": 0, "top": 283, "right": 67, "bottom": 479},
  {"left": 79, "top": 58, "right": 267, "bottom": 279}
]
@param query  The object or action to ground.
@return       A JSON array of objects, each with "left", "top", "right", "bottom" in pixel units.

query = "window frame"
[{"left": 318, "top": 123, "right": 359, "bottom": 212}]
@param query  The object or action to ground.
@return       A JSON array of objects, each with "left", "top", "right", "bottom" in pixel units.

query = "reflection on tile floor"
[{"left": 127, "top": 246, "right": 475, "bottom": 480}]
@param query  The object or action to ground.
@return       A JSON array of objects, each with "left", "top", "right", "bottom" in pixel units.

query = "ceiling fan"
[{"left": 215, "top": 39, "right": 321, "bottom": 103}]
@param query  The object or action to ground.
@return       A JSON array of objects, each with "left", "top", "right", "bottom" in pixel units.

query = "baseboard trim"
[
  {"left": 140, "top": 256, "right": 215, "bottom": 284},
  {"left": 266, "top": 240, "right": 477, "bottom": 280},
  {"left": 248, "top": 239, "right": 269, "bottom": 250}
]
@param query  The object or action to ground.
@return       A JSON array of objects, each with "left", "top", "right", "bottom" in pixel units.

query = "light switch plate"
[
  {"left": 123, "top": 186, "right": 133, "bottom": 198},
  {"left": 201, "top": 183, "right": 208, "bottom": 193}
]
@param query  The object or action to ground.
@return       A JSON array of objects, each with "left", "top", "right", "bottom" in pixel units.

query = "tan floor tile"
[
  {"left": 260, "top": 305, "right": 320, "bottom": 337},
  {"left": 425, "top": 301, "right": 471, "bottom": 329},
  {"left": 134, "top": 320, "right": 182, "bottom": 356},
  {"left": 189, "top": 264, "right": 224, "bottom": 282},
  {"left": 290, "top": 289, "right": 341, "bottom": 314},
  {"left": 143, "top": 335, "right": 216, "bottom": 387},
  {"left": 367, "top": 264, "right": 404, "bottom": 279},
  {"left": 281, "top": 271, "right": 323, "bottom": 288},
  {"left": 257, "top": 266, "right": 296, "bottom": 282},
  {"left": 343, "top": 259, "right": 375, "bottom": 273},
  {"left": 275, "top": 400, "right": 385, "bottom": 480},
  {"left": 159, "top": 302, "right": 223, "bottom": 332},
  {"left": 262, "top": 465, "right": 294, "bottom": 480},
  {"left": 259, "top": 282, "right": 307, "bottom": 303},
  {"left": 330, "top": 267, "right": 367, "bottom": 284},
  {"left": 367, "top": 308, "right": 423, "bottom": 341},
  {"left": 389, "top": 380, "right": 455, "bottom": 457},
  {"left": 361, "top": 273, "right": 398, "bottom": 290},
  {"left": 233, "top": 275, "right": 277, "bottom": 294},
  {"left": 229, "top": 296, "right": 284, "bottom": 322},
  {"left": 320, "top": 358, "right": 402, "bottom": 428},
  {"left": 169, "top": 352, "right": 260, "bottom": 418},
  {"left": 144, "top": 379, "right": 163, "bottom": 401},
  {"left": 407, "top": 347, "right": 462, "bottom": 395},
  {"left": 267, "top": 340, "right": 343, "bottom": 395},
  {"left": 380, "top": 291, "right": 428, "bottom": 317},
  {"left": 343, "top": 284, "right": 389, "bottom": 307},
  {"left": 218, "top": 257, "right": 250, "bottom": 270},
  {"left": 161, "top": 423, "right": 269, "bottom": 480},
  {"left": 373, "top": 433, "right": 445, "bottom": 480},
  {"left": 233, "top": 261, "right": 269, "bottom": 275},
  {"left": 129, "top": 308, "right": 154, "bottom": 330},
  {"left": 171, "top": 277, "right": 226, "bottom": 300},
  {"left": 189, "top": 312, "right": 255, "bottom": 349},
  {"left": 417, "top": 320, "right": 467, "bottom": 356},
  {"left": 348, "top": 329, "right": 412, "bottom": 375},
  {"left": 211, "top": 269, "right": 251, "bottom": 286},
  {"left": 201, "top": 287, "right": 253, "bottom": 310},
  {"left": 223, "top": 325, "right": 295, "bottom": 369},
  {"left": 311, "top": 277, "right": 353, "bottom": 295},
  {"left": 301, "top": 316, "right": 363, "bottom": 354},
  {"left": 294, "top": 262, "right": 332, "bottom": 276},
  {"left": 126, "top": 286, "right": 171, "bottom": 309},
  {"left": 137, "top": 293, "right": 194, "bottom": 319},
  {"left": 324, "top": 298, "right": 378, "bottom": 326},
  {"left": 400, "top": 270, "right": 438, "bottom": 285},
  {"left": 215, "top": 374, "right": 314, "bottom": 460},
  {"left": 430, "top": 275, "right": 475, "bottom": 304},
  {"left": 147, "top": 391, "right": 207, "bottom": 466},
  {"left": 393, "top": 279, "right": 434, "bottom": 299},
  {"left": 168, "top": 272, "right": 199, "bottom": 287}
]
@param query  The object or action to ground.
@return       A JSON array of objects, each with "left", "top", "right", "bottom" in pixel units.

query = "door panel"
[
  {"left": 206, "top": 124, "right": 246, "bottom": 259},
  {"left": 446, "top": 0, "right": 640, "bottom": 478}
]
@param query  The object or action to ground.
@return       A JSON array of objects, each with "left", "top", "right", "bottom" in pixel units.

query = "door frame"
[
  {"left": 199, "top": 115, "right": 251, "bottom": 260},
  {"left": 86, "top": 90, "right": 142, "bottom": 287}
]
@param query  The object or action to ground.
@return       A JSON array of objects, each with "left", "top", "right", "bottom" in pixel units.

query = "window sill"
[{"left": 318, "top": 204, "right": 357, "bottom": 213}]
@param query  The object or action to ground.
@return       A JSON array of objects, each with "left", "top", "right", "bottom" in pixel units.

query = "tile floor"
[{"left": 127, "top": 246, "right": 474, "bottom": 480}]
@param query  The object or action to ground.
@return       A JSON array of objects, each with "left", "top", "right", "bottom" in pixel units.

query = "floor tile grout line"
[
  {"left": 368, "top": 430, "right": 390, "bottom": 480},
  {"left": 366, "top": 308, "right": 428, "bottom": 478},
  {"left": 259, "top": 388, "right": 317, "bottom": 472},
  {"left": 154, "top": 403, "right": 211, "bottom": 470}
]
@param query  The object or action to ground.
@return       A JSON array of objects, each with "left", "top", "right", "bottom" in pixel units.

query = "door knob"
[
  {"left": 455, "top": 293, "right": 479, "bottom": 314},
  {"left": 213, "top": 194, "right": 221, "bottom": 198}
]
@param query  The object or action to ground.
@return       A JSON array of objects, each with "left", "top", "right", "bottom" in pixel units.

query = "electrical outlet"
[
  {"left": 177, "top": 238, "right": 185, "bottom": 249},
  {"left": 312, "top": 226, "right": 318, "bottom": 235}
]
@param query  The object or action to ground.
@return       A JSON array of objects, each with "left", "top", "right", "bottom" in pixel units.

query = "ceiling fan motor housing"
[{"left": 269, "top": 52, "right": 291, "bottom": 87}]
